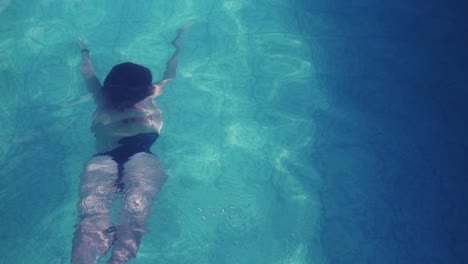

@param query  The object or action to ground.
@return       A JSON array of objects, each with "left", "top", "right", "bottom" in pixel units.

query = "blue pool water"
[{"left": 0, "top": 0, "right": 467, "bottom": 263}]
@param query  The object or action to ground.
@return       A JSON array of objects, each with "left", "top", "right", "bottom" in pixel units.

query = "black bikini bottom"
[{"left": 95, "top": 132, "right": 159, "bottom": 191}]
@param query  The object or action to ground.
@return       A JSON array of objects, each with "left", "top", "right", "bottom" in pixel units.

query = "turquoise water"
[{"left": 1, "top": 0, "right": 467, "bottom": 263}]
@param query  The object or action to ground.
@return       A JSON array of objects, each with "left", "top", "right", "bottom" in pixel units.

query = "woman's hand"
[
  {"left": 178, "top": 23, "right": 193, "bottom": 35},
  {"left": 172, "top": 23, "right": 193, "bottom": 47},
  {"left": 78, "top": 37, "right": 88, "bottom": 51},
  {"left": 77, "top": 37, "right": 95, "bottom": 79}
]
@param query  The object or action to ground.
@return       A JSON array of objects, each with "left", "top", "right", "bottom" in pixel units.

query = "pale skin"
[{"left": 72, "top": 25, "right": 191, "bottom": 264}]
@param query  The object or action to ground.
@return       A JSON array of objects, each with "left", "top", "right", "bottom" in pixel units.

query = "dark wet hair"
[{"left": 102, "top": 62, "right": 153, "bottom": 110}]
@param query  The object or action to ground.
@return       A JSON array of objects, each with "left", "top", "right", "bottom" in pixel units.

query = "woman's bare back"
[{"left": 92, "top": 94, "right": 163, "bottom": 152}]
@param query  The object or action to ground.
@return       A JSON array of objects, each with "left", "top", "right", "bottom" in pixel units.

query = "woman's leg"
[
  {"left": 107, "top": 152, "right": 167, "bottom": 264},
  {"left": 72, "top": 155, "right": 118, "bottom": 264}
]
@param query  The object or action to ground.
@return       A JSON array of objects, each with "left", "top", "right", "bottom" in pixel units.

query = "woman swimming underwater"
[{"left": 71, "top": 25, "right": 190, "bottom": 264}]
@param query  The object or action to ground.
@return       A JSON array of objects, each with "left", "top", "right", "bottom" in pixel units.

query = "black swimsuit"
[{"left": 95, "top": 132, "right": 159, "bottom": 191}]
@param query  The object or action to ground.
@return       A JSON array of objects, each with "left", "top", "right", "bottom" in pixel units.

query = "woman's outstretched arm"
[
  {"left": 153, "top": 24, "right": 192, "bottom": 96},
  {"left": 78, "top": 38, "right": 102, "bottom": 94}
]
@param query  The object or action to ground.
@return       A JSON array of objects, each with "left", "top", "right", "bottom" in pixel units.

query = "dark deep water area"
[{"left": 295, "top": 0, "right": 468, "bottom": 262}]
